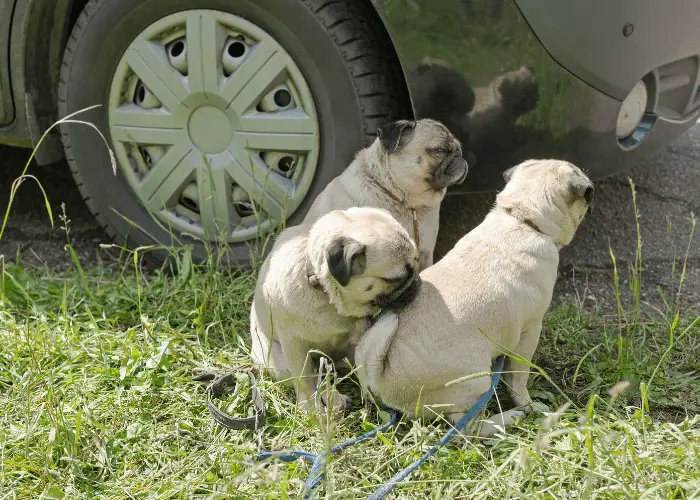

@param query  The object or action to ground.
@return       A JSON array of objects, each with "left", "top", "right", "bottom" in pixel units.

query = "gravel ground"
[{"left": 0, "top": 126, "right": 698, "bottom": 311}]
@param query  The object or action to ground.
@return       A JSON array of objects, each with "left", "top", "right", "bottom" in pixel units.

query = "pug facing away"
[
  {"left": 250, "top": 207, "right": 421, "bottom": 413},
  {"left": 303, "top": 119, "right": 468, "bottom": 271},
  {"left": 355, "top": 159, "right": 593, "bottom": 437}
]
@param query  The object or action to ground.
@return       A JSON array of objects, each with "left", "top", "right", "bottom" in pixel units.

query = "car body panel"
[
  {"left": 372, "top": 0, "right": 700, "bottom": 191},
  {"left": 0, "top": 0, "right": 70, "bottom": 159},
  {"left": 0, "top": 0, "right": 16, "bottom": 125},
  {"left": 516, "top": 0, "right": 700, "bottom": 102}
]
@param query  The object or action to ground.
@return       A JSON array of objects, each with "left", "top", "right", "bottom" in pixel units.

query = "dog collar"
[
  {"left": 371, "top": 181, "right": 421, "bottom": 251},
  {"left": 504, "top": 207, "right": 544, "bottom": 235}
]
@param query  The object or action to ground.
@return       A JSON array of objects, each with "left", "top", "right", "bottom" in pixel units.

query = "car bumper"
[{"left": 374, "top": 0, "right": 700, "bottom": 192}]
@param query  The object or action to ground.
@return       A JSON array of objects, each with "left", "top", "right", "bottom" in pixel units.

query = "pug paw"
[
  {"left": 524, "top": 401, "right": 550, "bottom": 415},
  {"left": 297, "top": 396, "right": 319, "bottom": 414},
  {"left": 478, "top": 409, "right": 526, "bottom": 439},
  {"left": 320, "top": 390, "right": 353, "bottom": 415}
]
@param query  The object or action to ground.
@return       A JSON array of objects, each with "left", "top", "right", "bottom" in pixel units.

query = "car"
[{"left": 0, "top": 0, "right": 698, "bottom": 267}]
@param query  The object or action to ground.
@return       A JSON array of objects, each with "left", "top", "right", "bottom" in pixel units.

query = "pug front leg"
[
  {"left": 281, "top": 340, "right": 352, "bottom": 414},
  {"left": 504, "top": 321, "right": 549, "bottom": 414},
  {"left": 346, "top": 316, "right": 373, "bottom": 360},
  {"left": 279, "top": 339, "right": 320, "bottom": 411},
  {"left": 315, "top": 355, "right": 353, "bottom": 414},
  {"left": 319, "top": 387, "right": 353, "bottom": 414}
]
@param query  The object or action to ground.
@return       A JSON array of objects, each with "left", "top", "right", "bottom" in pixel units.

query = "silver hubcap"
[{"left": 108, "top": 10, "right": 319, "bottom": 242}]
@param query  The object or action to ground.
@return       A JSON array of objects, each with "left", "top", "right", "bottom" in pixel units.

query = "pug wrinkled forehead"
[
  {"left": 377, "top": 119, "right": 453, "bottom": 153},
  {"left": 376, "top": 119, "right": 469, "bottom": 193}
]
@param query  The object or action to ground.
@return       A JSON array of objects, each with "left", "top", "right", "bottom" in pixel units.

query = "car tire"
[{"left": 58, "top": 0, "right": 410, "bottom": 267}]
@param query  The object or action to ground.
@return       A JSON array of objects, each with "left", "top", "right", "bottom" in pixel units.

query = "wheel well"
[
  {"left": 355, "top": 0, "right": 414, "bottom": 120},
  {"left": 20, "top": 0, "right": 73, "bottom": 163}
]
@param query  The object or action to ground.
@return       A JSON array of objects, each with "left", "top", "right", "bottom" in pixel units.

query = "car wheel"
[{"left": 58, "top": 0, "right": 409, "bottom": 266}]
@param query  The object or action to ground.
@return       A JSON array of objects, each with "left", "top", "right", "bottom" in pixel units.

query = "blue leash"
[
  {"left": 257, "top": 410, "right": 401, "bottom": 498},
  {"left": 367, "top": 355, "right": 505, "bottom": 499},
  {"left": 256, "top": 355, "right": 506, "bottom": 499}
]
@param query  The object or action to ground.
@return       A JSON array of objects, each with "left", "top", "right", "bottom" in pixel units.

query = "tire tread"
[{"left": 59, "top": 0, "right": 120, "bottom": 243}]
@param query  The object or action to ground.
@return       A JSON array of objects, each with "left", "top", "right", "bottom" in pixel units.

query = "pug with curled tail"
[
  {"left": 355, "top": 159, "right": 593, "bottom": 437},
  {"left": 250, "top": 207, "right": 421, "bottom": 413},
  {"left": 303, "top": 119, "right": 469, "bottom": 271}
]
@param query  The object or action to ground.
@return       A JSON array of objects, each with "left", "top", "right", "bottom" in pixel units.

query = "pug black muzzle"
[
  {"left": 429, "top": 154, "right": 469, "bottom": 190},
  {"left": 373, "top": 273, "right": 422, "bottom": 311},
  {"left": 584, "top": 185, "right": 595, "bottom": 215}
]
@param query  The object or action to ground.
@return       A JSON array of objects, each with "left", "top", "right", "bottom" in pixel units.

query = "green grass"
[
  {"left": 1, "top": 105, "right": 699, "bottom": 498},
  {"left": 1, "top": 180, "right": 699, "bottom": 499}
]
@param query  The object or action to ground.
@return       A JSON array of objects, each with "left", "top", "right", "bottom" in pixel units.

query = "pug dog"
[
  {"left": 250, "top": 207, "right": 421, "bottom": 413},
  {"left": 355, "top": 159, "right": 593, "bottom": 437},
  {"left": 303, "top": 119, "right": 468, "bottom": 271}
]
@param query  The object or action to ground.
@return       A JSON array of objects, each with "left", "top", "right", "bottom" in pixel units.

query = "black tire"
[{"left": 58, "top": 0, "right": 411, "bottom": 267}]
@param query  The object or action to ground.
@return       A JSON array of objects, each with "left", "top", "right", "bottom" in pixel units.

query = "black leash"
[{"left": 197, "top": 370, "right": 266, "bottom": 431}]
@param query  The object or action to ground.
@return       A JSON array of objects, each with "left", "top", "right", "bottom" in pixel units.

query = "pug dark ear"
[
  {"left": 377, "top": 120, "right": 416, "bottom": 153},
  {"left": 325, "top": 237, "right": 367, "bottom": 287},
  {"left": 502, "top": 165, "right": 518, "bottom": 183}
]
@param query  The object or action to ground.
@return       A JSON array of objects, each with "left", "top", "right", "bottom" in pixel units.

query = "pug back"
[{"left": 354, "top": 160, "right": 594, "bottom": 436}]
